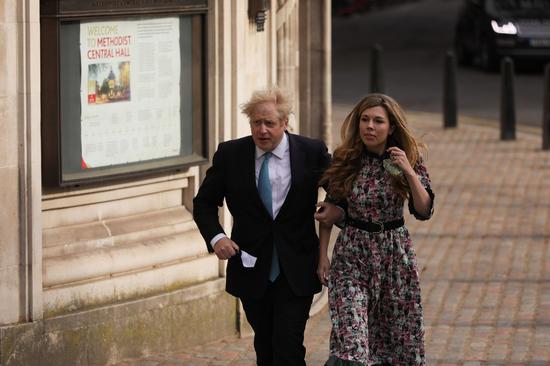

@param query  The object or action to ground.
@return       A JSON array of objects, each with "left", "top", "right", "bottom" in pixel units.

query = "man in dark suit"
[{"left": 193, "top": 87, "right": 340, "bottom": 365}]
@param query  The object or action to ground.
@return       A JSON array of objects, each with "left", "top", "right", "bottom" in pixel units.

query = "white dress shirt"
[
  {"left": 211, "top": 133, "right": 292, "bottom": 247},
  {"left": 254, "top": 132, "right": 291, "bottom": 218}
]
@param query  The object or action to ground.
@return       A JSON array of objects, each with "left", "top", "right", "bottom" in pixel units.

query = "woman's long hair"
[{"left": 321, "top": 93, "right": 426, "bottom": 200}]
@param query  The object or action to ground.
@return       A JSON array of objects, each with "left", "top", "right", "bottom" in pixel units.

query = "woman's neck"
[{"left": 365, "top": 145, "right": 385, "bottom": 156}]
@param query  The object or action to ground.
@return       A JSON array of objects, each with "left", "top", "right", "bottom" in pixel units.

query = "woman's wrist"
[{"left": 403, "top": 168, "right": 416, "bottom": 179}]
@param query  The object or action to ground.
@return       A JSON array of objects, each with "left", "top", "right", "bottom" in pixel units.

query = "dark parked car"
[{"left": 454, "top": 0, "right": 550, "bottom": 71}]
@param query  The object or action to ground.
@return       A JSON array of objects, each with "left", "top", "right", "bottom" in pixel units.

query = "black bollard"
[
  {"left": 543, "top": 63, "right": 550, "bottom": 150},
  {"left": 500, "top": 57, "right": 516, "bottom": 141},
  {"left": 370, "top": 44, "right": 385, "bottom": 93},
  {"left": 443, "top": 51, "right": 458, "bottom": 128}
]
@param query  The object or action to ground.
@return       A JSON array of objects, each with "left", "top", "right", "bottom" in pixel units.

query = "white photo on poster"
[{"left": 80, "top": 17, "right": 181, "bottom": 169}]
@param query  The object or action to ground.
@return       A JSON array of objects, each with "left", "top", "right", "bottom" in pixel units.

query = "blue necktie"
[{"left": 258, "top": 152, "right": 280, "bottom": 282}]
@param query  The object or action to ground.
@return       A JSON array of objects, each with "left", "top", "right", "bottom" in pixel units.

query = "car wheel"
[{"left": 479, "top": 39, "right": 497, "bottom": 72}]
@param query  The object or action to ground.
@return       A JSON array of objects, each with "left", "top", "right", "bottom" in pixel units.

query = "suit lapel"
[
  {"left": 243, "top": 137, "right": 272, "bottom": 218},
  {"left": 243, "top": 136, "right": 256, "bottom": 187}
]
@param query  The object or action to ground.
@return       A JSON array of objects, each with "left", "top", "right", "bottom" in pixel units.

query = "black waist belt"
[{"left": 346, "top": 217, "right": 404, "bottom": 233}]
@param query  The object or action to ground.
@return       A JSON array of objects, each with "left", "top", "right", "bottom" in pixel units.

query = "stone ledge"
[
  {"left": 43, "top": 189, "right": 185, "bottom": 229},
  {"left": 43, "top": 205, "right": 208, "bottom": 287},
  {"left": 42, "top": 171, "right": 194, "bottom": 205},
  {"left": 43, "top": 254, "right": 219, "bottom": 316},
  {"left": 44, "top": 227, "right": 206, "bottom": 287},
  {"left": 43, "top": 206, "right": 195, "bottom": 252},
  {"left": 0, "top": 278, "right": 236, "bottom": 366}
]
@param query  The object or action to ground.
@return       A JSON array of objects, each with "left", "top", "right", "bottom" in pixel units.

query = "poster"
[{"left": 80, "top": 18, "right": 181, "bottom": 169}]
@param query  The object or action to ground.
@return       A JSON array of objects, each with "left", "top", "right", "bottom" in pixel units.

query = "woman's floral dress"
[{"left": 326, "top": 150, "right": 434, "bottom": 366}]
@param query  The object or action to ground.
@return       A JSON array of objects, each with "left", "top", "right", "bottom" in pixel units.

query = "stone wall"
[
  {"left": 0, "top": 0, "right": 332, "bottom": 364},
  {"left": 1, "top": 280, "right": 236, "bottom": 366}
]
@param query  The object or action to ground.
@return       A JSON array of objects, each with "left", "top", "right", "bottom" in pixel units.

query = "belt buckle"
[{"left": 372, "top": 219, "right": 384, "bottom": 233}]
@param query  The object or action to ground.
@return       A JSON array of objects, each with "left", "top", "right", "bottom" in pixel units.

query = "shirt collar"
[{"left": 256, "top": 132, "right": 288, "bottom": 160}]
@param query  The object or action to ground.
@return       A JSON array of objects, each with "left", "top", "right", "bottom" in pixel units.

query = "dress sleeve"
[
  {"left": 324, "top": 194, "right": 348, "bottom": 229},
  {"left": 408, "top": 156, "right": 435, "bottom": 220},
  {"left": 320, "top": 143, "right": 347, "bottom": 228}
]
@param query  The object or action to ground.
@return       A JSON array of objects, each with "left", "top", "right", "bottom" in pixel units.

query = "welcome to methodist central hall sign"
[
  {"left": 41, "top": 0, "right": 208, "bottom": 16},
  {"left": 40, "top": 0, "right": 209, "bottom": 187}
]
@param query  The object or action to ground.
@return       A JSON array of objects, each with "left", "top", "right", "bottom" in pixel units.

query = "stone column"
[
  {"left": 0, "top": 0, "right": 43, "bottom": 325},
  {"left": 299, "top": 0, "right": 332, "bottom": 146}
]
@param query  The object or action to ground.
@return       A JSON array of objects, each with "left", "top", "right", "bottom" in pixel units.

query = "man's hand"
[
  {"left": 214, "top": 237, "right": 240, "bottom": 260},
  {"left": 314, "top": 202, "right": 344, "bottom": 226}
]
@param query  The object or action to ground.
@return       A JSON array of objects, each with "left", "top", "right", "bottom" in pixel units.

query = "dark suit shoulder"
[
  {"left": 217, "top": 135, "right": 254, "bottom": 154},
  {"left": 287, "top": 133, "right": 327, "bottom": 150}
]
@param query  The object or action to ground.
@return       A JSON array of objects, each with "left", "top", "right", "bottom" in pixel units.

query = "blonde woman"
[{"left": 317, "top": 94, "right": 434, "bottom": 366}]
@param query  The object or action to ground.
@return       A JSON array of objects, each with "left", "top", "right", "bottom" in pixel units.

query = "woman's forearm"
[
  {"left": 404, "top": 171, "right": 431, "bottom": 216},
  {"left": 318, "top": 223, "right": 332, "bottom": 258}
]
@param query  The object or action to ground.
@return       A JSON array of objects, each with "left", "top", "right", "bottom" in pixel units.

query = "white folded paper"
[{"left": 241, "top": 250, "right": 257, "bottom": 268}]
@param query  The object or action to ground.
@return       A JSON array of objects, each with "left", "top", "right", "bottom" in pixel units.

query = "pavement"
[{"left": 114, "top": 105, "right": 550, "bottom": 365}]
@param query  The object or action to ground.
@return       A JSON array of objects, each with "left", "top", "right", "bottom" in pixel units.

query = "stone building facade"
[{"left": 0, "top": 0, "right": 331, "bottom": 364}]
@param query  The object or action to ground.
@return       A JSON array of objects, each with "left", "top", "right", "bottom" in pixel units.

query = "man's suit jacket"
[{"left": 193, "top": 132, "right": 331, "bottom": 299}]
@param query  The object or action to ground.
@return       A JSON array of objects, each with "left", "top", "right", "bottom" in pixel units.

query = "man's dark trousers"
[{"left": 241, "top": 271, "right": 313, "bottom": 366}]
